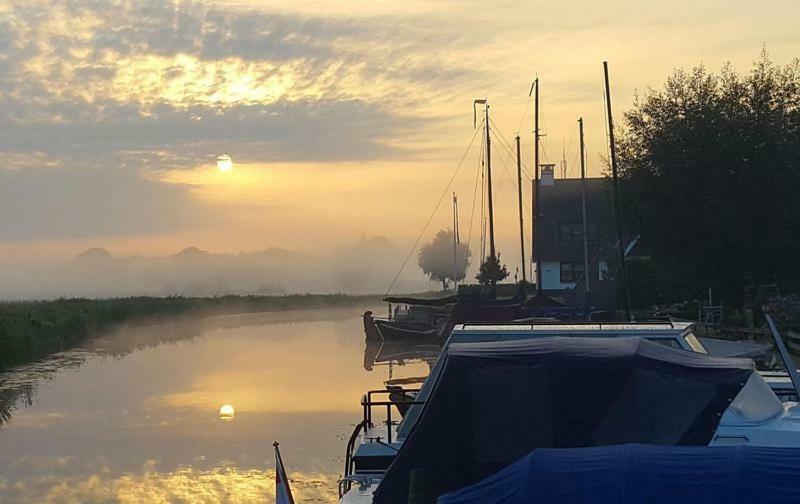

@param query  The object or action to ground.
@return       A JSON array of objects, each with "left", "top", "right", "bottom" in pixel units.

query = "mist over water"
[
  {"left": 0, "top": 307, "right": 432, "bottom": 502},
  {"left": 0, "top": 236, "right": 431, "bottom": 300}
]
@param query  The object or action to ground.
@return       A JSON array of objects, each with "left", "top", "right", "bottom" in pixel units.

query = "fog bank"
[{"left": 0, "top": 236, "right": 430, "bottom": 300}]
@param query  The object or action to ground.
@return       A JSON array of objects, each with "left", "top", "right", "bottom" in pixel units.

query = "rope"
[
  {"left": 488, "top": 117, "right": 534, "bottom": 179},
  {"left": 467, "top": 135, "right": 483, "bottom": 246},
  {"left": 467, "top": 127, "right": 484, "bottom": 249},
  {"left": 384, "top": 120, "right": 484, "bottom": 295}
]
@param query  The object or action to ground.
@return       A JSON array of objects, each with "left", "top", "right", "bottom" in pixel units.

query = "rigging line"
[
  {"left": 465, "top": 140, "right": 483, "bottom": 279},
  {"left": 564, "top": 121, "right": 578, "bottom": 175},
  {"left": 488, "top": 117, "right": 534, "bottom": 175},
  {"left": 490, "top": 129, "right": 525, "bottom": 194},
  {"left": 384, "top": 119, "right": 484, "bottom": 295},
  {"left": 488, "top": 131, "right": 533, "bottom": 217},
  {"left": 489, "top": 130, "right": 534, "bottom": 185},
  {"left": 467, "top": 123, "right": 485, "bottom": 250},
  {"left": 567, "top": 148, "right": 580, "bottom": 179},
  {"left": 517, "top": 93, "right": 532, "bottom": 137},
  {"left": 493, "top": 133, "right": 534, "bottom": 181}
]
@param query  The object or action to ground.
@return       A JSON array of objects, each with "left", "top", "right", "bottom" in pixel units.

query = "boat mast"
[
  {"left": 603, "top": 62, "right": 632, "bottom": 321},
  {"left": 474, "top": 99, "right": 496, "bottom": 264},
  {"left": 516, "top": 134, "right": 526, "bottom": 284},
  {"left": 529, "top": 78, "right": 542, "bottom": 295},
  {"left": 452, "top": 192, "right": 459, "bottom": 291},
  {"left": 579, "top": 117, "right": 590, "bottom": 319},
  {"left": 485, "top": 103, "right": 496, "bottom": 264}
]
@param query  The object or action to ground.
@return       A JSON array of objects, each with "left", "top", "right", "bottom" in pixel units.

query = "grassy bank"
[{"left": 0, "top": 294, "right": 381, "bottom": 371}]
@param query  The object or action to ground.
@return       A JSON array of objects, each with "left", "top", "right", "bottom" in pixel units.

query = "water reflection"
[{"left": 0, "top": 307, "right": 434, "bottom": 502}]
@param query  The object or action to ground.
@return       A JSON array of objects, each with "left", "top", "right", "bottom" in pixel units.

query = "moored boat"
[
  {"left": 339, "top": 330, "right": 800, "bottom": 503},
  {"left": 438, "top": 444, "right": 800, "bottom": 503}
]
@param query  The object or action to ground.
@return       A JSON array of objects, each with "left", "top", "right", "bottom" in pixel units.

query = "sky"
[{"left": 0, "top": 0, "right": 798, "bottom": 267}]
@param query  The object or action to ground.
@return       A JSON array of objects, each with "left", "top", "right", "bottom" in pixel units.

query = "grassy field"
[{"left": 0, "top": 294, "right": 381, "bottom": 371}]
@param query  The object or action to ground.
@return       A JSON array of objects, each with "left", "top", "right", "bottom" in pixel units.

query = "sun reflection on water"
[{"left": 32, "top": 465, "right": 338, "bottom": 503}]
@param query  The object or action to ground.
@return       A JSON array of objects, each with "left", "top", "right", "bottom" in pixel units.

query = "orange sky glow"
[{"left": 0, "top": 0, "right": 798, "bottom": 267}]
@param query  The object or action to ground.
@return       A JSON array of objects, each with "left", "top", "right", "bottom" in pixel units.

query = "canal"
[{"left": 0, "top": 307, "right": 434, "bottom": 502}]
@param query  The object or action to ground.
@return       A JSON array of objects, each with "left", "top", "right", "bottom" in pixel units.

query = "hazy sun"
[
  {"left": 216, "top": 154, "right": 233, "bottom": 173},
  {"left": 219, "top": 404, "right": 235, "bottom": 421}
]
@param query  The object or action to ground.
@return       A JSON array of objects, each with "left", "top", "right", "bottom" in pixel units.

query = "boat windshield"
[
  {"left": 683, "top": 330, "right": 708, "bottom": 353},
  {"left": 644, "top": 338, "right": 682, "bottom": 349}
]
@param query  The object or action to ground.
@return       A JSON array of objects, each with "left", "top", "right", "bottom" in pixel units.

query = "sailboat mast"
[
  {"left": 484, "top": 104, "right": 496, "bottom": 263},
  {"left": 452, "top": 192, "right": 459, "bottom": 290},
  {"left": 533, "top": 78, "right": 542, "bottom": 295},
  {"left": 516, "top": 134, "right": 526, "bottom": 283},
  {"left": 579, "top": 118, "right": 590, "bottom": 297},
  {"left": 603, "top": 61, "right": 632, "bottom": 321}
]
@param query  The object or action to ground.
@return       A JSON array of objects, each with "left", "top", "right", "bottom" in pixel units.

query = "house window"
[{"left": 560, "top": 262, "right": 584, "bottom": 283}]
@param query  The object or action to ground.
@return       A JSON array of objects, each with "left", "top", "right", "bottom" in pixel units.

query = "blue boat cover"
[
  {"left": 438, "top": 444, "right": 800, "bottom": 503},
  {"left": 372, "top": 337, "right": 754, "bottom": 504}
]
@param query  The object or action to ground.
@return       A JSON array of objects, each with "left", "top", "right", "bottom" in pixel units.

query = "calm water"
[{"left": 0, "top": 307, "right": 435, "bottom": 503}]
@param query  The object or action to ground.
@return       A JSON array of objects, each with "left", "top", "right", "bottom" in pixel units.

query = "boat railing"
[
  {"left": 340, "top": 388, "right": 424, "bottom": 497},
  {"left": 362, "top": 389, "right": 423, "bottom": 443},
  {"left": 341, "top": 419, "right": 366, "bottom": 497}
]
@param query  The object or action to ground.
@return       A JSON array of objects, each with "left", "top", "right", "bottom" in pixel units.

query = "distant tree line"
[{"left": 617, "top": 50, "right": 800, "bottom": 308}]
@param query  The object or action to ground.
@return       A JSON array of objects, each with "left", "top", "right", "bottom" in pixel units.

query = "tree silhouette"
[
  {"left": 418, "top": 229, "right": 471, "bottom": 290},
  {"left": 618, "top": 50, "right": 800, "bottom": 306},
  {"left": 476, "top": 254, "right": 509, "bottom": 286}
]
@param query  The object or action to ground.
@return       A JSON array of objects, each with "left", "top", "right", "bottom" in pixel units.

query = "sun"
[
  {"left": 219, "top": 404, "right": 235, "bottom": 421},
  {"left": 216, "top": 154, "right": 233, "bottom": 173}
]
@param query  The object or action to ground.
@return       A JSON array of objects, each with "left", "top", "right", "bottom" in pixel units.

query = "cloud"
[
  {"left": 0, "top": 0, "right": 475, "bottom": 169},
  {"left": 0, "top": 98, "right": 426, "bottom": 164},
  {"left": 0, "top": 0, "right": 480, "bottom": 243}
]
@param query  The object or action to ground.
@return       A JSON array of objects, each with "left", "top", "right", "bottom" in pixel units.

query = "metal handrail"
[
  {"left": 339, "top": 389, "right": 425, "bottom": 499},
  {"left": 362, "top": 389, "right": 423, "bottom": 444},
  {"left": 362, "top": 388, "right": 422, "bottom": 425},
  {"left": 341, "top": 420, "right": 366, "bottom": 497},
  {"left": 340, "top": 388, "right": 425, "bottom": 497}
]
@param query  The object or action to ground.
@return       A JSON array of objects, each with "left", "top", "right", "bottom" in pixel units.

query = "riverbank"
[{"left": 0, "top": 294, "right": 382, "bottom": 371}]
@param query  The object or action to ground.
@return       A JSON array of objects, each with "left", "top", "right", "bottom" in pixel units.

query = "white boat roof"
[{"left": 453, "top": 322, "right": 694, "bottom": 335}]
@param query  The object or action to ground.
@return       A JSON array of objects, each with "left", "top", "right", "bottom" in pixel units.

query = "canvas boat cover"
[
  {"left": 372, "top": 337, "right": 754, "bottom": 504},
  {"left": 438, "top": 444, "right": 800, "bottom": 503}
]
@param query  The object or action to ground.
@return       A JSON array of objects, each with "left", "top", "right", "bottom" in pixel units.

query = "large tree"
[
  {"left": 418, "top": 229, "right": 471, "bottom": 290},
  {"left": 617, "top": 51, "right": 800, "bottom": 306}
]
